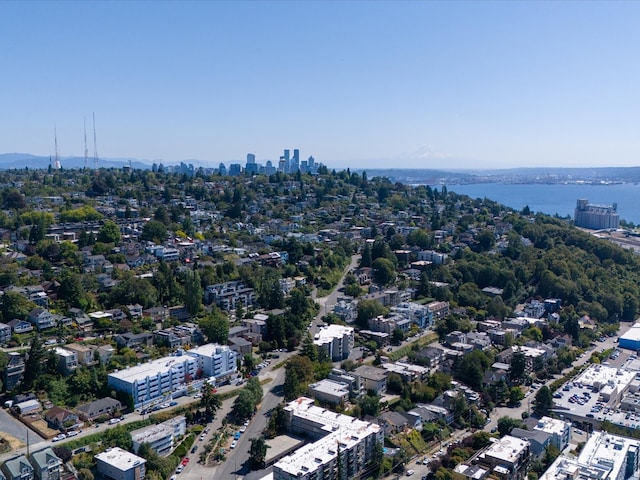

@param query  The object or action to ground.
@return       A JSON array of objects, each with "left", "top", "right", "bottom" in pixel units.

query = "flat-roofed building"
[
  {"left": 95, "top": 448, "right": 146, "bottom": 480},
  {"left": 131, "top": 416, "right": 186, "bottom": 455},
  {"left": 476, "top": 435, "right": 530, "bottom": 480},
  {"left": 352, "top": 365, "right": 387, "bottom": 395},
  {"left": 185, "top": 343, "right": 237, "bottom": 380},
  {"left": 532, "top": 416, "right": 572, "bottom": 452},
  {"left": 313, "top": 325, "right": 354, "bottom": 361},
  {"left": 273, "top": 397, "right": 382, "bottom": 480},
  {"left": 308, "top": 379, "right": 350, "bottom": 405},
  {"left": 107, "top": 354, "right": 198, "bottom": 408},
  {"left": 540, "top": 431, "right": 640, "bottom": 480}
]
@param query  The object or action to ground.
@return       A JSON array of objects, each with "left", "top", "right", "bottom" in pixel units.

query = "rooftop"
[{"left": 95, "top": 447, "right": 146, "bottom": 471}]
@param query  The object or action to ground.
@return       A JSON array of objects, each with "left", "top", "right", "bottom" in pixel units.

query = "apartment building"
[
  {"left": 107, "top": 354, "right": 198, "bottom": 408},
  {"left": 273, "top": 397, "right": 383, "bottom": 480}
]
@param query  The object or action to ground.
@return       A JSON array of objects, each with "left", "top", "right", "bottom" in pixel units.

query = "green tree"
[
  {"left": 97, "top": 220, "right": 122, "bottom": 244},
  {"left": 509, "top": 350, "right": 527, "bottom": 385},
  {"left": 184, "top": 269, "right": 202, "bottom": 316},
  {"left": 58, "top": 269, "right": 86, "bottom": 309},
  {"left": 201, "top": 386, "right": 222, "bottom": 420},
  {"left": 140, "top": 220, "right": 168, "bottom": 244},
  {"left": 300, "top": 332, "right": 318, "bottom": 361},
  {"left": 497, "top": 416, "right": 523, "bottom": 437},
  {"left": 23, "top": 336, "right": 47, "bottom": 390},
  {"left": 360, "top": 243, "right": 372, "bottom": 268},
  {"left": 249, "top": 437, "right": 268, "bottom": 469},
  {"left": 534, "top": 386, "right": 553, "bottom": 416},
  {"left": 284, "top": 355, "right": 314, "bottom": 401},
  {"left": 372, "top": 257, "right": 396, "bottom": 286},
  {"left": 0, "top": 291, "right": 35, "bottom": 322},
  {"left": 509, "top": 387, "right": 524, "bottom": 405},
  {"left": 199, "top": 309, "right": 229, "bottom": 344},
  {"left": 356, "top": 299, "right": 387, "bottom": 329},
  {"left": 232, "top": 389, "right": 257, "bottom": 421}
]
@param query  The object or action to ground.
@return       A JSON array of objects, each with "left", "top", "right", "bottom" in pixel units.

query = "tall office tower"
[
  {"left": 279, "top": 157, "right": 286, "bottom": 172},
  {"left": 284, "top": 149, "right": 290, "bottom": 172},
  {"left": 292, "top": 149, "right": 300, "bottom": 171},
  {"left": 246, "top": 153, "right": 256, "bottom": 165},
  {"left": 307, "top": 155, "right": 315, "bottom": 171}
]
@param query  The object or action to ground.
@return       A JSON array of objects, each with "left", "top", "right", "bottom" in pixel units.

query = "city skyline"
[{"left": 1, "top": 1, "right": 639, "bottom": 170}]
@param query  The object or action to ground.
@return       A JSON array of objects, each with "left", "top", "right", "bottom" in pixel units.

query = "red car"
[{"left": 181, "top": 458, "right": 189, "bottom": 466}]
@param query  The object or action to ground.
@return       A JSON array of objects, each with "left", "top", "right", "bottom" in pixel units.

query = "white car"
[
  {"left": 230, "top": 440, "right": 237, "bottom": 449},
  {"left": 66, "top": 430, "right": 79, "bottom": 437},
  {"left": 406, "top": 470, "right": 415, "bottom": 476},
  {"left": 52, "top": 434, "right": 66, "bottom": 442},
  {"left": 109, "top": 418, "right": 121, "bottom": 425},
  {"left": 175, "top": 465, "right": 184, "bottom": 474}
]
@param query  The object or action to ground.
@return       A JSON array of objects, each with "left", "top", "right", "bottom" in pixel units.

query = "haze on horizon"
[{"left": 1, "top": 1, "right": 639, "bottom": 170}]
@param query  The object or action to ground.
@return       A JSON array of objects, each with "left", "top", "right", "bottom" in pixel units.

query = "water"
[{"left": 439, "top": 183, "right": 640, "bottom": 225}]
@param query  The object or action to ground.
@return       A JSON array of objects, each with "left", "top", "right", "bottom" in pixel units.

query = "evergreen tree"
[{"left": 360, "top": 243, "right": 372, "bottom": 268}]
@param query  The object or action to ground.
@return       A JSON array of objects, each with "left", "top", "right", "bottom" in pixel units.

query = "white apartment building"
[
  {"left": 185, "top": 344, "right": 238, "bottom": 380},
  {"left": 541, "top": 431, "right": 640, "bottom": 480},
  {"left": 313, "top": 325, "right": 354, "bottom": 361},
  {"left": 532, "top": 416, "right": 572, "bottom": 452},
  {"left": 274, "top": 397, "right": 383, "bottom": 480},
  {"left": 96, "top": 448, "right": 146, "bottom": 480},
  {"left": 131, "top": 416, "right": 186, "bottom": 455},
  {"left": 107, "top": 354, "right": 198, "bottom": 408}
]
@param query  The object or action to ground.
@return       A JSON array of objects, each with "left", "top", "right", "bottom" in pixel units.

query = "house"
[
  {"left": 28, "top": 309, "right": 55, "bottom": 331},
  {"left": 68, "top": 308, "right": 92, "bottom": 332},
  {"left": 44, "top": 406, "right": 80, "bottom": 432},
  {"left": 0, "top": 322, "right": 12, "bottom": 345},
  {"left": 54, "top": 347, "right": 78, "bottom": 375},
  {"left": 63, "top": 343, "right": 98, "bottom": 366},
  {"left": 76, "top": 397, "right": 122, "bottom": 421},
  {"left": 377, "top": 411, "right": 412, "bottom": 436},
  {"left": 3, "top": 352, "right": 25, "bottom": 391},
  {"left": 115, "top": 332, "right": 153, "bottom": 349},
  {"left": 8, "top": 319, "right": 33, "bottom": 334},
  {"left": 126, "top": 304, "right": 143, "bottom": 319},
  {"left": 142, "top": 306, "right": 169, "bottom": 323},
  {"left": 2, "top": 455, "right": 34, "bottom": 480},
  {"left": 29, "top": 448, "right": 62, "bottom": 480},
  {"left": 95, "top": 447, "right": 146, "bottom": 480}
]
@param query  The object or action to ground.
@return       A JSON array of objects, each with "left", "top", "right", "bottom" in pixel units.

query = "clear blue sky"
[{"left": 2, "top": 1, "right": 639, "bottom": 170}]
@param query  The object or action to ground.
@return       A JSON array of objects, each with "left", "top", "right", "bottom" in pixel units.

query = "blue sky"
[{"left": 1, "top": 1, "right": 639, "bottom": 170}]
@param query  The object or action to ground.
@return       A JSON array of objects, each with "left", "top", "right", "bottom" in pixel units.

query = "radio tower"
[
  {"left": 84, "top": 117, "right": 89, "bottom": 169},
  {"left": 54, "top": 126, "right": 59, "bottom": 169},
  {"left": 92, "top": 112, "right": 99, "bottom": 169}
]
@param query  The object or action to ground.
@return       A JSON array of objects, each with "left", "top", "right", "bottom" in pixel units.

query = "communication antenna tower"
[
  {"left": 93, "top": 112, "right": 99, "bottom": 169},
  {"left": 54, "top": 126, "right": 59, "bottom": 168},
  {"left": 84, "top": 117, "right": 89, "bottom": 169}
]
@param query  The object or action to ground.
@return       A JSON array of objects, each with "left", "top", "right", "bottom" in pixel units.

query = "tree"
[
  {"left": 300, "top": 332, "right": 318, "bottom": 361},
  {"left": 356, "top": 299, "right": 387, "bottom": 329},
  {"left": 509, "top": 350, "right": 527, "bottom": 385},
  {"left": 284, "top": 355, "right": 314, "bottom": 401},
  {"left": 58, "top": 269, "right": 85, "bottom": 309},
  {"left": 201, "top": 387, "right": 222, "bottom": 420},
  {"left": 199, "top": 308, "right": 229, "bottom": 344},
  {"left": 360, "top": 243, "right": 372, "bottom": 268},
  {"left": 97, "top": 220, "right": 121, "bottom": 244},
  {"left": 359, "top": 392, "right": 381, "bottom": 418},
  {"left": 140, "top": 220, "right": 167, "bottom": 244},
  {"left": 232, "top": 389, "right": 257, "bottom": 421},
  {"left": 497, "top": 416, "right": 523, "bottom": 437},
  {"left": 509, "top": 387, "right": 524, "bottom": 405},
  {"left": 23, "top": 336, "right": 47, "bottom": 390},
  {"left": 184, "top": 269, "right": 202, "bottom": 316},
  {"left": 0, "top": 291, "right": 35, "bottom": 322},
  {"left": 391, "top": 328, "right": 405, "bottom": 345},
  {"left": 534, "top": 386, "right": 553, "bottom": 416},
  {"left": 249, "top": 437, "right": 268, "bottom": 469},
  {"left": 372, "top": 257, "right": 396, "bottom": 286}
]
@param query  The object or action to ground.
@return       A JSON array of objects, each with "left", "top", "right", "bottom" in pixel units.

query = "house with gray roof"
[
  {"left": 2, "top": 455, "right": 34, "bottom": 480},
  {"left": 76, "top": 397, "right": 122, "bottom": 421},
  {"left": 28, "top": 448, "right": 61, "bottom": 480}
]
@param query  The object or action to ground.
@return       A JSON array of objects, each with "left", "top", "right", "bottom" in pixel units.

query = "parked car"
[
  {"left": 52, "top": 434, "right": 66, "bottom": 442},
  {"left": 108, "top": 418, "right": 121, "bottom": 425},
  {"left": 406, "top": 470, "right": 415, "bottom": 476},
  {"left": 230, "top": 440, "right": 237, "bottom": 449}
]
